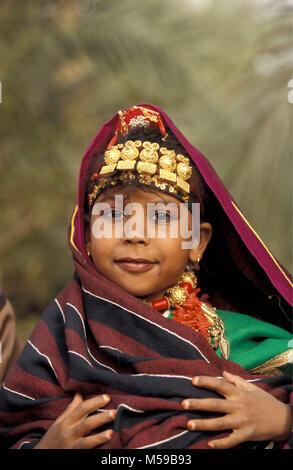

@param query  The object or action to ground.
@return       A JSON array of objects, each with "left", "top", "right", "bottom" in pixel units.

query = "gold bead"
[
  {"left": 151, "top": 143, "right": 160, "bottom": 150},
  {"left": 140, "top": 148, "right": 159, "bottom": 164},
  {"left": 159, "top": 154, "right": 177, "bottom": 171},
  {"left": 121, "top": 146, "right": 139, "bottom": 160},
  {"left": 177, "top": 154, "right": 190, "bottom": 164},
  {"left": 166, "top": 285, "right": 188, "bottom": 307},
  {"left": 125, "top": 140, "right": 136, "bottom": 147},
  {"left": 176, "top": 162, "right": 192, "bottom": 180},
  {"left": 142, "top": 141, "right": 152, "bottom": 149},
  {"left": 179, "top": 271, "right": 197, "bottom": 288},
  {"left": 160, "top": 147, "right": 175, "bottom": 157},
  {"left": 104, "top": 148, "right": 121, "bottom": 164}
]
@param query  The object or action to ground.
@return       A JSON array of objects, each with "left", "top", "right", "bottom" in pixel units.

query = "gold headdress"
[{"left": 87, "top": 106, "right": 194, "bottom": 208}]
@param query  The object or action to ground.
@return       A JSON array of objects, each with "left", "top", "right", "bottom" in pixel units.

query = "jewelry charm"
[
  {"left": 193, "top": 256, "right": 201, "bottom": 271},
  {"left": 165, "top": 285, "right": 188, "bottom": 307},
  {"left": 201, "top": 303, "right": 230, "bottom": 360}
]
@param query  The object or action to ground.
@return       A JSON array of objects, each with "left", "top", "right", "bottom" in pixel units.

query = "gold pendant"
[{"left": 201, "top": 303, "right": 230, "bottom": 360}]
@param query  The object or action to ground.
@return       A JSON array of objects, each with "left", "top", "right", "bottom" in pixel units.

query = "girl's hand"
[
  {"left": 182, "top": 370, "right": 292, "bottom": 449},
  {"left": 35, "top": 393, "right": 116, "bottom": 449}
]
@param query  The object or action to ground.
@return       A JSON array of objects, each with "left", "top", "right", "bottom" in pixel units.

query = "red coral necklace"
[{"left": 142, "top": 271, "right": 230, "bottom": 360}]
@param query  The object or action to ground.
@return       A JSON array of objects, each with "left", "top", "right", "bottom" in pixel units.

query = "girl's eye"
[
  {"left": 102, "top": 209, "right": 124, "bottom": 220},
  {"left": 150, "top": 211, "right": 176, "bottom": 223}
]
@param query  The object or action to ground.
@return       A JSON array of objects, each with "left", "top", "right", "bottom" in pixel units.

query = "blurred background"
[{"left": 0, "top": 0, "right": 292, "bottom": 343}]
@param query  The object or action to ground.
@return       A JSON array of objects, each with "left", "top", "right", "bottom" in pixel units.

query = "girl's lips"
[{"left": 114, "top": 258, "right": 157, "bottom": 273}]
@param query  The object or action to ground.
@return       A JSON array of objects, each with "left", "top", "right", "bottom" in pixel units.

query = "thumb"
[
  {"left": 222, "top": 370, "right": 257, "bottom": 391},
  {"left": 55, "top": 393, "right": 83, "bottom": 423}
]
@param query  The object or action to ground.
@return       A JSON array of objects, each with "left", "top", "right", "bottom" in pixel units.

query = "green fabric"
[
  {"left": 216, "top": 310, "right": 292, "bottom": 375},
  {"left": 167, "top": 309, "right": 292, "bottom": 375}
]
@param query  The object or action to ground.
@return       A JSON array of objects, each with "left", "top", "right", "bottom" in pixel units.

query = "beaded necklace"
[{"left": 143, "top": 271, "right": 230, "bottom": 360}]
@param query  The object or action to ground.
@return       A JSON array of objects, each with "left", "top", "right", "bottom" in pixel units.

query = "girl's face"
[{"left": 87, "top": 187, "right": 211, "bottom": 301}]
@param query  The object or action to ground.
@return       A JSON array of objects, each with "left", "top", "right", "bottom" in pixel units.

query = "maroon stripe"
[
  {"left": 4, "top": 365, "right": 64, "bottom": 402},
  {"left": 88, "top": 319, "right": 162, "bottom": 359},
  {"left": 29, "top": 320, "right": 70, "bottom": 387}
]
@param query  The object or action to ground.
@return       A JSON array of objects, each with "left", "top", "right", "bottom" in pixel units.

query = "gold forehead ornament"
[
  {"left": 103, "top": 140, "right": 191, "bottom": 188},
  {"left": 88, "top": 140, "right": 192, "bottom": 207}
]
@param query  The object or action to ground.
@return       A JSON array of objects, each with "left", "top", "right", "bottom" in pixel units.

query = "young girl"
[{"left": 0, "top": 105, "right": 292, "bottom": 450}]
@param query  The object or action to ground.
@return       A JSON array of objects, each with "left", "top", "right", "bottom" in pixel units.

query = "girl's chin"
[{"left": 117, "top": 285, "right": 165, "bottom": 301}]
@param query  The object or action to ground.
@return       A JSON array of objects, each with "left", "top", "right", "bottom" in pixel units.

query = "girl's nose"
[{"left": 122, "top": 207, "right": 149, "bottom": 245}]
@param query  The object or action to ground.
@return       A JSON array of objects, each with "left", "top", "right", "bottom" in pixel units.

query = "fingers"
[
  {"left": 65, "top": 394, "right": 111, "bottom": 425},
  {"left": 35, "top": 394, "right": 116, "bottom": 449},
  {"left": 190, "top": 375, "right": 237, "bottom": 398},
  {"left": 208, "top": 430, "right": 251, "bottom": 449},
  {"left": 71, "top": 399, "right": 117, "bottom": 450},
  {"left": 76, "top": 409, "right": 117, "bottom": 437},
  {"left": 55, "top": 393, "right": 83, "bottom": 424},
  {"left": 182, "top": 397, "right": 233, "bottom": 414},
  {"left": 184, "top": 373, "right": 270, "bottom": 449},
  {"left": 185, "top": 410, "right": 249, "bottom": 450},
  {"left": 77, "top": 429, "right": 114, "bottom": 450},
  {"left": 187, "top": 415, "right": 234, "bottom": 432},
  {"left": 190, "top": 373, "right": 256, "bottom": 397},
  {"left": 222, "top": 371, "right": 257, "bottom": 391}
]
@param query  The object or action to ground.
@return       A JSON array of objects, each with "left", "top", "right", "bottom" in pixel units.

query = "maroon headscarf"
[{"left": 70, "top": 103, "right": 292, "bottom": 330}]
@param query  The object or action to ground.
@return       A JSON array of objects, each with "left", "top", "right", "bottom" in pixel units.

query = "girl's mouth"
[{"left": 114, "top": 258, "right": 158, "bottom": 273}]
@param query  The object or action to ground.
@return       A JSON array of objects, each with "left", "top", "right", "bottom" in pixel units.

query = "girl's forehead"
[{"left": 96, "top": 186, "right": 180, "bottom": 205}]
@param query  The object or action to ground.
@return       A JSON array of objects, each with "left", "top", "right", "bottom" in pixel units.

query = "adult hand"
[
  {"left": 182, "top": 370, "right": 291, "bottom": 449},
  {"left": 35, "top": 393, "right": 116, "bottom": 449}
]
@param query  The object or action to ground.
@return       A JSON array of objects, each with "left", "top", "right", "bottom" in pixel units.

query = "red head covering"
[{"left": 68, "top": 104, "right": 292, "bottom": 331}]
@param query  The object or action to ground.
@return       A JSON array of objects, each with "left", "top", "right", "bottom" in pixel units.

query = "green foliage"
[{"left": 0, "top": 0, "right": 292, "bottom": 342}]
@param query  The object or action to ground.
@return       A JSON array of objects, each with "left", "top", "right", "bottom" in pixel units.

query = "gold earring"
[
  {"left": 87, "top": 247, "right": 91, "bottom": 257},
  {"left": 193, "top": 255, "right": 201, "bottom": 271}
]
